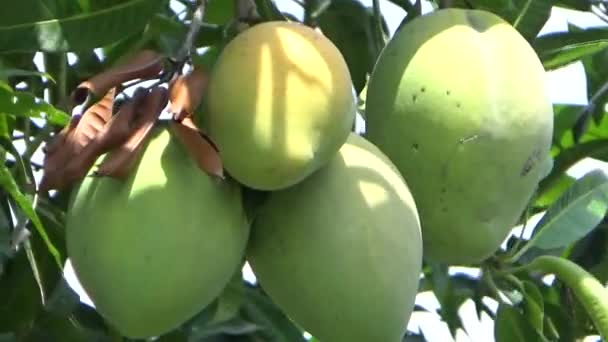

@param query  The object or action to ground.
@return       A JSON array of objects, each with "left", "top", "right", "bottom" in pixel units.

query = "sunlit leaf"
[
  {"left": 516, "top": 169, "right": 608, "bottom": 263},
  {"left": 534, "top": 173, "right": 577, "bottom": 208},
  {"left": 534, "top": 27, "right": 608, "bottom": 70},
  {"left": 0, "top": 82, "right": 69, "bottom": 126},
  {"left": 0, "top": 0, "right": 165, "bottom": 53}
]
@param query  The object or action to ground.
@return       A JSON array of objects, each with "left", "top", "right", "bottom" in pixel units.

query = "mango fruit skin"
[
  {"left": 365, "top": 9, "right": 554, "bottom": 265},
  {"left": 65, "top": 128, "right": 250, "bottom": 339},
  {"left": 247, "top": 133, "right": 423, "bottom": 342},
  {"left": 205, "top": 21, "right": 356, "bottom": 191}
]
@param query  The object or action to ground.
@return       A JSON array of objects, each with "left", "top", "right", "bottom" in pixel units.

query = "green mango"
[
  {"left": 247, "top": 133, "right": 423, "bottom": 342},
  {"left": 66, "top": 128, "right": 250, "bottom": 339},
  {"left": 365, "top": 9, "right": 554, "bottom": 265},
  {"left": 204, "top": 21, "right": 356, "bottom": 191}
]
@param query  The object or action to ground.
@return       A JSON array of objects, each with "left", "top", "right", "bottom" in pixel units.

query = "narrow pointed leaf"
[
  {"left": 522, "top": 281, "right": 545, "bottom": 334},
  {"left": 254, "top": 0, "right": 288, "bottom": 21},
  {"left": 0, "top": 0, "right": 165, "bottom": 53},
  {"left": 318, "top": 0, "right": 386, "bottom": 94},
  {"left": 534, "top": 27, "right": 608, "bottom": 70},
  {"left": 0, "top": 165, "right": 62, "bottom": 269},
  {"left": 516, "top": 169, "right": 608, "bottom": 263},
  {"left": 467, "top": 0, "right": 552, "bottom": 41},
  {"left": 495, "top": 304, "right": 548, "bottom": 342},
  {"left": 0, "top": 82, "right": 69, "bottom": 126}
]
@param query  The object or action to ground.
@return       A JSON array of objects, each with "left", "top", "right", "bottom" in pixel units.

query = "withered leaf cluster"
[{"left": 39, "top": 50, "right": 223, "bottom": 192}]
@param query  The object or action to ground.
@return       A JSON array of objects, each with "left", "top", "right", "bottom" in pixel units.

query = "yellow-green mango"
[
  {"left": 247, "top": 133, "right": 422, "bottom": 342},
  {"left": 365, "top": 9, "right": 554, "bottom": 265},
  {"left": 66, "top": 128, "right": 250, "bottom": 339},
  {"left": 205, "top": 21, "right": 356, "bottom": 191}
]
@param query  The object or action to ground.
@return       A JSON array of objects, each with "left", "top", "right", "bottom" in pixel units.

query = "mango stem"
[{"left": 528, "top": 255, "right": 608, "bottom": 340}]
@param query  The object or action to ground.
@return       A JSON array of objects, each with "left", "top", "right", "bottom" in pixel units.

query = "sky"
[{"left": 57, "top": 1, "right": 608, "bottom": 342}]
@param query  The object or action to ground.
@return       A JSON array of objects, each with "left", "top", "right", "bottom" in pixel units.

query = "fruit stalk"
[{"left": 527, "top": 255, "right": 608, "bottom": 340}]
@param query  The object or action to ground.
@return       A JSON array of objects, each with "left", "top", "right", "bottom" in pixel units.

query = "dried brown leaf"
[
  {"left": 94, "top": 87, "right": 169, "bottom": 180},
  {"left": 170, "top": 116, "right": 224, "bottom": 179},
  {"left": 70, "top": 50, "right": 165, "bottom": 110},
  {"left": 39, "top": 85, "right": 169, "bottom": 191},
  {"left": 39, "top": 88, "right": 116, "bottom": 191},
  {"left": 168, "top": 68, "right": 208, "bottom": 121}
]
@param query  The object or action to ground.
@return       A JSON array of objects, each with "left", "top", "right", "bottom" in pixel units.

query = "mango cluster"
[{"left": 64, "top": 8, "right": 554, "bottom": 342}]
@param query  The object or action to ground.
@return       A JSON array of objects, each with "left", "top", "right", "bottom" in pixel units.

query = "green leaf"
[
  {"left": 522, "top": 281, "right": 545, "bottom": 334},
  {"left": 543, "top": 301, "right": 577, "bottom": 341},
  {"left": 467, "top": 0, "right": 552, "bottom": 41},
  {"left": 146, "top": 14, "right": 223, "bottom": 57},
  {"left": 204, "top": 0, "right": 235, "bottom": 25},
  {"left": 494, "top": 304, "right": 548, "bottom": 342},
  {"left": 581, "top": 38, "right": 608, "bottom": 126},
  {"left": 0, "top": 245, "right": 44, "bottom": 336},
  {"left": 0, "top": 164, "right": 62, "bottom": 269},
  {"left": 0, "top": 114, "right": 14, "bottom": 140},
  {"left": 209, "top": 270, "right": 245, "bottom": 324},
  {"left": 402, "top": 332, "right": 426, "bottom": 341},
  {"left": 240, "top": 285, "right": 305, "bottom": 341},
  {"left": 425, "top": 265, "right": 477, "bottom": 336},
  {"left": 0, "top": 0, "right": 165, "bottom": 53},
  {"left": 534, "top": 173, "right": 577, "bottom": 209},
  {"left": 554, "top": 0, "right": 590, "bottom": 11},
  {"left": 318, "top": 0, "right": 386, "bottom": 94},
  {"left": 23, "top": 310, "right": 107, "bottom": 342},
  {"left": 0, "top": 333, "right": 16, "bottom": 342},
  {"left": 254, "top": 0, "right": 288, "bottom": 21},
  {"left": 386, "top": 0, "right": 416, "bottom": 12},
  {"left": 43, "top": 277, "right": 81, "bottom": 317},
  {"left": 0, "top": 197, "right": 12, "bottom": 276},
  {"left": 0, "top": 82, "right": 69, "bottom": 126},
  {"left": 538, "top": 139, "right": 608, "bottom": 197},
  {"left": 552, "top": 104, "right": 586, "bottom": 143},
  {"left": 533, "top": 28, "right": 608, "bottom": 70},
  {"left": 70, "top": 303, "right": 109, "bottom": 334},
  {"left": 516, "top": 169, "right": 608, "bottom": 263},
  {"left": 0, "top": 69, "right": 55, "bottom": 83},
  {"left": 0, "top": 0, "right": 82, "bottom": 26},
  {"left": 191, "top": 317, "right": 263, "bottom": 339},
  {"left": 0, "top": 205, "right": 10, "bottom": 254}
]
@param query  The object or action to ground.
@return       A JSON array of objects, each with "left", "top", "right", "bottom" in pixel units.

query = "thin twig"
[
  {"left": 575, "top": 77, "right": 608, "bottom": 123},
  {"left": 176, "top": 0, "right": 209, "bottom": 65}
]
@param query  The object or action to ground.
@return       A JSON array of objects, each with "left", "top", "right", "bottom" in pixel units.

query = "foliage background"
[{"left": 2, "top": 0, "right": 608, "bottom": 341}]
